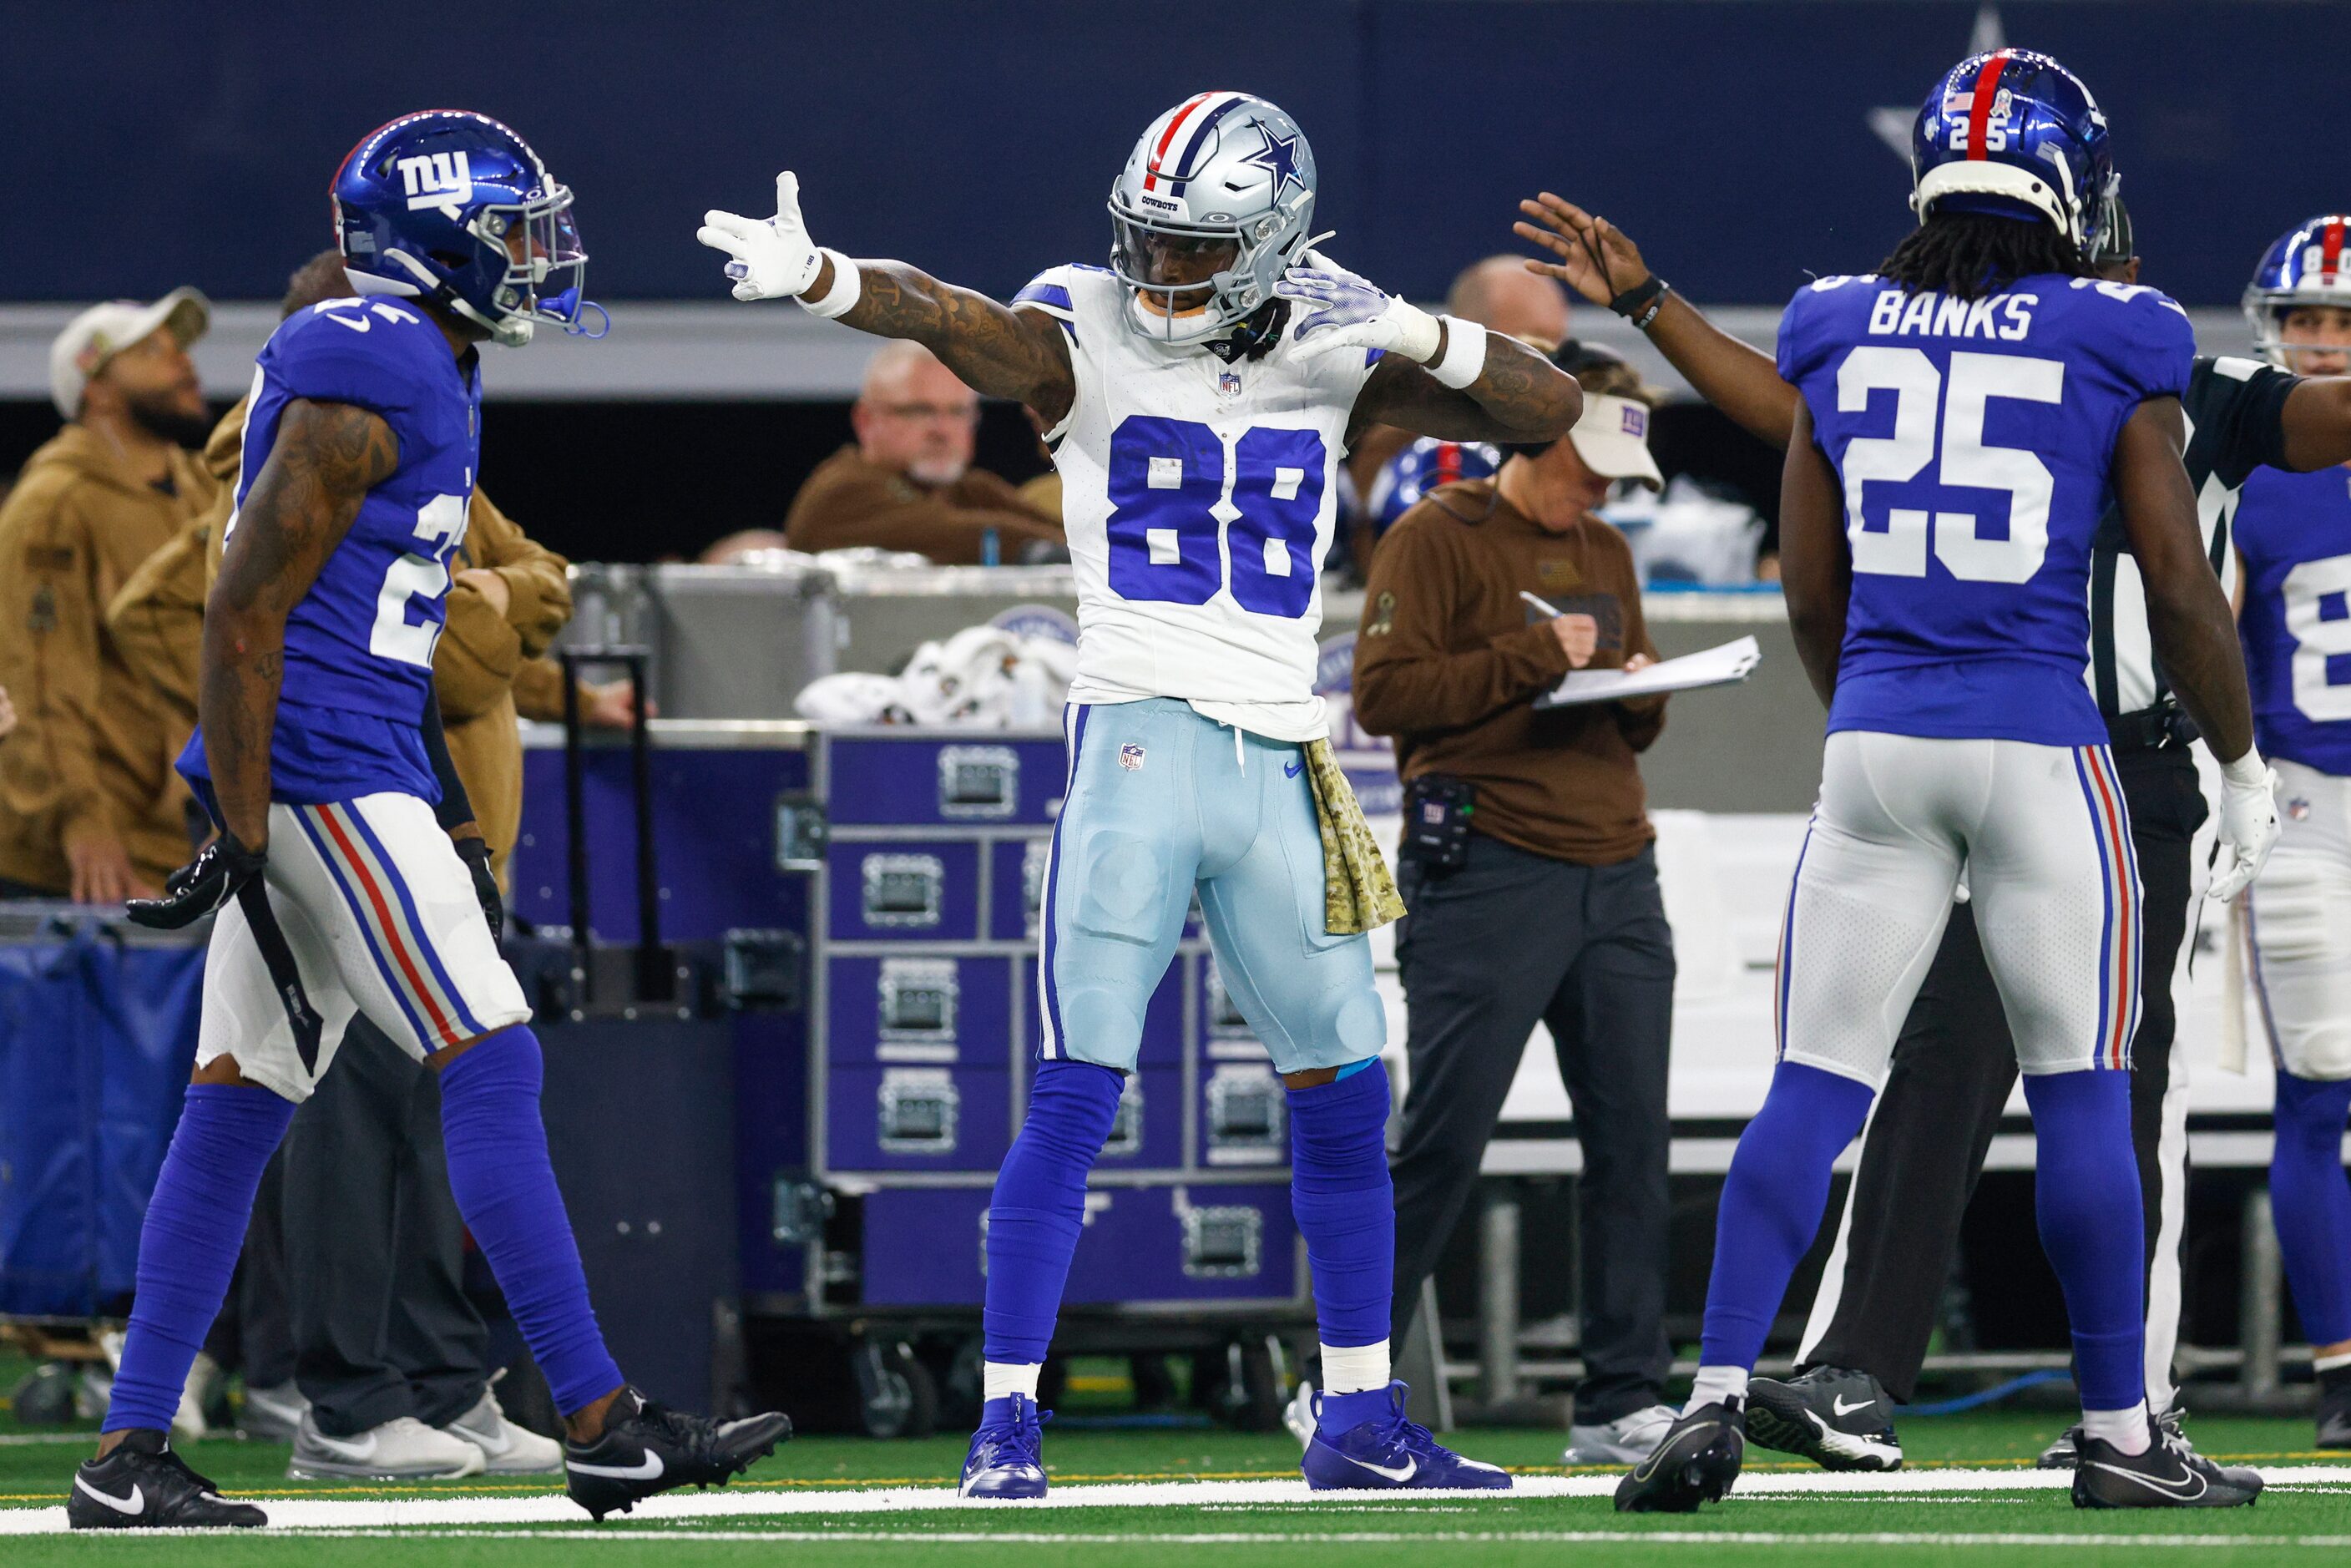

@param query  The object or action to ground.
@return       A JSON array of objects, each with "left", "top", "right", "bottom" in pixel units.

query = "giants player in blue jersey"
[
  {"left": 1616, "top": 53, "right": 2278, "bottom": 1513},
  {"left": 2237, "top": 216, "right": 2351, "bottom": 1451},
  {"left": 698, "top": 92, "right": 1580, "bottom": 1497},
  {"left": 65, "top": 113, "right": 789, "bottom": 1530}
]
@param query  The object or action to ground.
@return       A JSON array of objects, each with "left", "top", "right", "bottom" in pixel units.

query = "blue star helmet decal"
[{"left": 1245, "top": 129, "right": 1305, "bottom": 205}]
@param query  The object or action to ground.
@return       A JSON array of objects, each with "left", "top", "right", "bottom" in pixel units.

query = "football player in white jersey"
[{"left": 699, "top": 91, "right": 1580, "bottom": 1496}]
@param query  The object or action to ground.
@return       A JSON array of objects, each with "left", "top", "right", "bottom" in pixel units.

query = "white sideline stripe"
[
  {"left": 22, "top": 1527, "right": 2351, "bottom": 1549},
  {"left": 4, "top": 1468, "right": 2351, "bottom": 1535}
]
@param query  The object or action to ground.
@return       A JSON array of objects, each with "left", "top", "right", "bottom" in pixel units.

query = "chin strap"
[{"left": 1208, "top": 300, "right": 1291, "bottom": 364}]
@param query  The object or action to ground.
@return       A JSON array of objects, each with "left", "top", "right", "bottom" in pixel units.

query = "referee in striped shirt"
[{"left": 1514, "top": 191, "right": 2351, "bottom": 1466}]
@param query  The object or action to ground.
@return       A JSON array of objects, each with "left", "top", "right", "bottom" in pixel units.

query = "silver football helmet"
[{"left": 1109, "top": 91, "right": 1318, "bottom": 346}]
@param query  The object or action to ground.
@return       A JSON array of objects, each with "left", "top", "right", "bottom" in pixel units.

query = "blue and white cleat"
[
  {"left": 1301, "top": 1382, "right": 1512, "bottom": 1491},
  {"left": 958, "top": 1394, "right": 1050, "bottom": 1500}
]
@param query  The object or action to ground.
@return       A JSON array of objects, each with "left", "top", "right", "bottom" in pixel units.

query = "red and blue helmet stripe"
[{"left": 1910, "top": 48, "right": 2116, "bottom": 251}]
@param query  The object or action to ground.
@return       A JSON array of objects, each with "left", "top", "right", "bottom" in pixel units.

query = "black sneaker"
[
  {"left": 2318, "top": 1383, "right": 2351, "bottom": 1450},
  {"left": 1744, "top": 1366, "right": 1902, "bottom": 1472},
  {"left": 2040, "top": 1401, "right": 2187, "bottom": 1469},
  {"left": 2072, "top": 1419, "right": 2263, "bottom": 1509},
  {"left": 564, "top": 1387, "right": 792, "bottom": 1521},
  {"left": 1613, "top": 1399, "right": 1743, "bottom": 1513},
  {"left": 67, "top": 1430, "right": 266, "bottom": 1530}
]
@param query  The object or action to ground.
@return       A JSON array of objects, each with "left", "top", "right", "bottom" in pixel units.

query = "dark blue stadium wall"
[{"left": 3, "top": 2, "right": 2342, "bottom": 306}]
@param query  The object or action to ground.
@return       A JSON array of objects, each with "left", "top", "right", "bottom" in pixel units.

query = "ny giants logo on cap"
[
  {"left": 397, "top": 150, "right": 473, "bottom": 215},
  {"left": 1618, "top": 402, "right": 1648, "bottom": 438}
]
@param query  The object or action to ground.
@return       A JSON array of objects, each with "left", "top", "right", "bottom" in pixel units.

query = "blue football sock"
[
  {"left": 2022, "top": 1070, "right": 2145, "bottom": 1410},
  {"left": 983, "top": 1058, "right": 1125, "bottom": 1367},
  {"left": 437, "top": 1026, "right": 624, "bottom": 1416},
  {"left": 1288, "top": 1059, "right": 1395, "bottom": 1433},
  {"left": 2272, "top": 1071, "right": 2351, "bottom": 1348},
  {"left": 1700, "top": 1061, "right": 1874, "bottom": 1373},
  {"left": 105, "top": 1084, "right": 294, "bottom": 1434}
]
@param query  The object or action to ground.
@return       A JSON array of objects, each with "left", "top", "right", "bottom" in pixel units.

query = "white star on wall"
[{"left": 1869, "top": 4, "right": 2007, "bottom": 158}]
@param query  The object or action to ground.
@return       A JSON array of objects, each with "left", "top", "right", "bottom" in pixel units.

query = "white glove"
[
  {"left": 696, "top": 172, "right": 824, "bottom": 303},
  {"left": 2207, "top": 749, "right": 2281, "bottom": 903},
  {"left": 1274, "top": 255, "right": 1442, "bottom": 364}
]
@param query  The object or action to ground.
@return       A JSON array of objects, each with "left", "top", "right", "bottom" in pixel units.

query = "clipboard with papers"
[{"left": 1534, "top": 635, "right": 1762, "bottom": 710}]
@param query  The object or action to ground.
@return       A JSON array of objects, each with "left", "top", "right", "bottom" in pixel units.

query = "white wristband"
[
  {"left": 798, "top": 247, "right": 862, "bottom": 319},
  {"left": 1428, "top": 316, "right": 1489, "bottom": 390},
  {"left": 2220, "top": 748, "right": 2270, "bottom": 788}
]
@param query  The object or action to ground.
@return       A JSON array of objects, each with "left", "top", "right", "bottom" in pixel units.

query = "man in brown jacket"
[
  {"left": 783, "top": 341, "right": 1062, "bottom": 564},
  {"left": 1352, "top": 341, "right": 1682, "bottom": 1467},
  {"left": 0, "top": 290, "right": 218, "bottom": 900}
]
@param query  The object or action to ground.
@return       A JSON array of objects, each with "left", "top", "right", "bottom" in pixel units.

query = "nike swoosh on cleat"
[
  {"left": 74, "top": 1477, "right": 144, "bottom": 1515},
  {"left": 1831, "top": 1395, "right": 1873, "bottom": 1418},
  {"left": 2085, "top": 1459, "right": 2207, "bottom": 1500},
  {"left": 569, "top": 1451, "right": 665, "bottom": 1481},
  {"left": 1344, "top": 1454, "right": 1417, "bottom": 1483}
]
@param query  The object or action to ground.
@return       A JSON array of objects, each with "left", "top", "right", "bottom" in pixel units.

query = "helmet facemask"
[
  {"left": 458, "top": 186, "right": 600, "bottom": 346},
  {"left": 1110, "top": 200, "right": 1285, "bottom": 345}
]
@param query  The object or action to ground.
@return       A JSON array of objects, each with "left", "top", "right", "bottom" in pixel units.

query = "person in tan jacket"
[
  {"left": 784, "top": 341, "right": 1063, "bottom": 564},
  {"left": 0, "top": 290, "right": 219, "bottom": 900},
  {"left": 106, "top": 251, "right": 631, "bottom": 887}
]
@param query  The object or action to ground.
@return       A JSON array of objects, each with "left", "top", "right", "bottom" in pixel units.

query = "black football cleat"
[
  {"left": 2039, "top": 1401, "right": 2188, "bottom": 1469},
  {"left": 67, "top": 1430, "right": 266, "bottom": 1530},
  {"left": 1744, "top": 1365, "right": 1903, "bottom": 1472},
  {"left": 2071, "top": 1419, "right": 2263, "bottom": 1510},
  {"left": 564, "top": 1387, "right": 792, "bottom": 1521},
  {"left": 2317, "top": 1383, "right": 2351, "bottom": 1450},
  {"left": 1613, "top": 1399, "right": 1743, "bottom": 1513}
]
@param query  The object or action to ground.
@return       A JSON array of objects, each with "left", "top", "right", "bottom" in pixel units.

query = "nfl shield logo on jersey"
[
  {"left": 1119, "top": 742, "right": 1146, "bottom": 771},
  {"left": 2289, "top": 796, "right": 2313, "bottom": 821},
  {"left": 1217, "top": 368, "right": 1242, "bottom": 400}
]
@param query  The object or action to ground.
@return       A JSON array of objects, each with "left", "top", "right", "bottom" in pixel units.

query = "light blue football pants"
[{"left": 1035, "top": 698, "right": 1385, "bottom": 1075}]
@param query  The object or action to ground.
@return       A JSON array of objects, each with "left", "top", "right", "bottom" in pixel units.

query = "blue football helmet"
[
  {"left": 2242, "top": 215, "right": 2351, "bottom": 367},
  {"left": 1367, "top": 438, "right": 1501, "bottom": 534},
  {"left": 333, "top": 110, "right": 599, "bottom": 347},
  {"left": 1909, "top": 49, "right": 2116, "bottom": 252}
]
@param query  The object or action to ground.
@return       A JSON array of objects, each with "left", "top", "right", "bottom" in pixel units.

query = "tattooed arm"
[
  {"left": 200, "top": 399, "right": 397, "bottom": 849},
  {"left": 802, "top": 255, "right": 1075, "bottom": 426},
  {"left": 1347, "top": 332, "right": 1583, "bottom": 451}
]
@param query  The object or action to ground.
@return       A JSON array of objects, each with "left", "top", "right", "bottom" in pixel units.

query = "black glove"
[
  {"left": 126, "top": 832, "right": 266, "bottom": 930},
  {"left": 455, "top": 835, "right": 503, "bottom": 947}
]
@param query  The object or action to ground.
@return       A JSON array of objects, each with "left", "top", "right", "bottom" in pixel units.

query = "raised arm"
[
  {"left": 1777, "top": 401, "right": 1851, "bottom": 710},
  {"left": 2113, "top": 395, "right": 2278, "bottom": 899},
  {"left": 698, "top": 173, "right": 1074, "bottom": 426},
  {"left": 201, "top": 400, "right": 395, "bottom": 851},
  {"left": 1515, "top": 195, "right": 1800, "bottom": 449},
  {"left": 1261, "top": 255, "right": 1579, "bottom": 448}
]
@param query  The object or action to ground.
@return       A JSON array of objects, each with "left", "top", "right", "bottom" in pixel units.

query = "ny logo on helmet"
[{"left": 397, "top": 151, "right": 473, "bottom": 215}]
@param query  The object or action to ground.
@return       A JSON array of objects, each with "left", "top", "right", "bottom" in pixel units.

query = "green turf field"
[{"left": 7, "top": 1361, "right": 2351, "bottom": 1568}]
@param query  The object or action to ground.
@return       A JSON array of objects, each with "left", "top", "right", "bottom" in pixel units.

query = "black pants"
[
  {"left": 1388, "top": 834, "right": 1676, "bottom": 1426},
  {"left": 281, "top": 1016, "right": 490, "bottom": 1435},
  {"left": 1802, "top": 742, "right": 2207, "bottom": 1403}
]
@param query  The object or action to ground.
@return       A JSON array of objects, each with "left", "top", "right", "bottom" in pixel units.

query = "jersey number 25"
[{"left": 1838, "top": 348, "right": 2065, "bottom": 584}]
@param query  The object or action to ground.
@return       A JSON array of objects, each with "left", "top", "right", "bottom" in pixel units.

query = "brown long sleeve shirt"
[
  {"left": 1352, "top": 480, "right": 1664, "bottom": 867},
  {"left": 783, "top": 445, "right": 1063, "bottom": 564},
  {"left": 0, "top": 425, "right": 219, "bottom": 891}
]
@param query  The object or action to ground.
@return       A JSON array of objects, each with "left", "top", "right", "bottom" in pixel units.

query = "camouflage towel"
[{"left": 1303, "top": 738, "right": 1405, "bottom": 935}]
